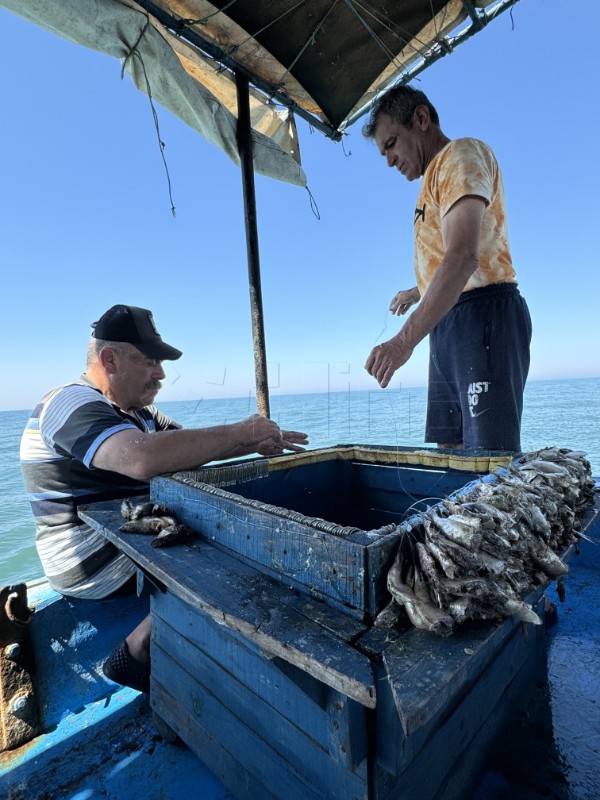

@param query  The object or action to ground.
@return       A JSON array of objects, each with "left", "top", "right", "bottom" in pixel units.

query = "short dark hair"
[{"left": 362, "top": 84, "right": 440, "bottom": 138}]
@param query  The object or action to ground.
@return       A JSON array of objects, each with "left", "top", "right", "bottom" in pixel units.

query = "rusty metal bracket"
[{"left": 0, "top": 583, "right": 40, "bottom": 751}]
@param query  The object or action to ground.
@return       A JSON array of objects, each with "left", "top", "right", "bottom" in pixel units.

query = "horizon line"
[{"left": 2, "top": 374, "right": 599, "bottom": 414}]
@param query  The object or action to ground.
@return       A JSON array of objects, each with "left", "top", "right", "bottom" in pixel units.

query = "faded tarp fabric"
[{"left": 2, "top": 0, "right": 307, "bottom": 186}]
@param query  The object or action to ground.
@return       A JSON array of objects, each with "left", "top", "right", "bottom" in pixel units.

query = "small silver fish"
[
  {"left": 374, "top": 599, "right": 402, "bottom": 629},
  {"left": 447, "top": 596, "right": 473, "bottom": 623},
  {"left": 119, "top": 516, "right": 177, "bottom": 534},
  {"left": 412, "top": 566, "right": 454, "bottom": 635},
  {"left": 388, "top": 563, "right": 453, "bottom": 635},
  {"left": 497, "top": 594, "right": 542, "bottom": 626},
  {"left": 416, "top": 541, "right": 443, "bottom": 603},
  {"left": 430, "top": 512, "right": 482, "bottom": 550},
  {"left": 120, "top": 499, "right": 171, "bottom": 521},
  {"left": 526, "top": 536, "right": 569, "bottom": 577},
  {"left": 424, "top": 521, "right": 459, "bottom": 579},
  {"left": 438, "top": 576, "right": 492, "bottom": 599},
  {"left": 151, "top": 523, "right": 194, "bottom": 548},
  {"left": 523, "top": 460, "right": 571, "bottom": 477}
]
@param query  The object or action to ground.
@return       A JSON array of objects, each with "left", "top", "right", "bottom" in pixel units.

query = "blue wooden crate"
[
  {"left": 78, "top": 492, "right": 600, "bottom": 800},
  {"left": 151, "top": 446, "right": 507, "bottom": 621},
  {"left": 144, "top": 546, "right": 547, "bottom": 800},
  {"left": 151, "top": 590, "right": 370, "bottom": 800}
]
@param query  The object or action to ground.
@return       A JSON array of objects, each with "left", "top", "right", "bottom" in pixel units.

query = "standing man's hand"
[
  {"left": 389, "top": 287, "right": 420, "bottom": 315},
  {"left": 365, "top": 337, "right": 414, "bottom": 388}
]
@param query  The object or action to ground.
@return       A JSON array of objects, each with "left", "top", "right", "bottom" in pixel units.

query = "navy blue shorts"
[{"left": 425, "top": 283, "right": 532, "bottom": 452}]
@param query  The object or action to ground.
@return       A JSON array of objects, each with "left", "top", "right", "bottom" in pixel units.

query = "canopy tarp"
[
  {"left": 2, "top": 0, "right": 520, "bottom": 185},
  {"left": 1, "top": 0, "right": 306, "bottom": 185}
]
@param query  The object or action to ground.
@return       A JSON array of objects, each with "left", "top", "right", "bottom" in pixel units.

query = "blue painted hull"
[{"left": 0, "top": 582, "right": 230, "bottom": 800}]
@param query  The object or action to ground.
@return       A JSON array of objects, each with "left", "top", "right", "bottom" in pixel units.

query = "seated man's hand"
[{"left": 257, "top": 430, "right": 308, "bottom": 456}]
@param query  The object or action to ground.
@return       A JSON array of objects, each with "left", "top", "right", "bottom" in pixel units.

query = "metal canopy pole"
[{"left": 235, "top": 71, "right": 270, "bottom": 418}]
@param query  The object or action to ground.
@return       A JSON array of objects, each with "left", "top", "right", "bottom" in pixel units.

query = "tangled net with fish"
[{"left": 376, "top": 448, "right": 597, "bottom": 635}]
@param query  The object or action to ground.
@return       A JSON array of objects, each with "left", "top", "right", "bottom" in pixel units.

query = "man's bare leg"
[
  {"left": 103, "top": 614, "right": 151, "bottom": 692},
  {"left": 125, "top": 614, "right": 151, "bottom": 665}
]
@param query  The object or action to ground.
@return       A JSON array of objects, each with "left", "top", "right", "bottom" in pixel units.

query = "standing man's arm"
[{"left": 365, "top": 195, "right": 486, "bottom": 388}]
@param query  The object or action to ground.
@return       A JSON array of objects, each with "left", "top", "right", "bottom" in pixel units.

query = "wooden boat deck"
[{"left": 1, "top": 487, "right": 598, "bottom": 800}]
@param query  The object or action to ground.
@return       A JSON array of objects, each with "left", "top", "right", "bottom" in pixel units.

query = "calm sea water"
[{"left": 2, "top": 377, "right": 598, "bottom": 588}]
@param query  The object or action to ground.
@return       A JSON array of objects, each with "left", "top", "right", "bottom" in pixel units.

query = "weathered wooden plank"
[
  {"left": 151, "top": 476, "right": 368, "bottom": 610},
  {"left": 152, "top": 608, "right": 368, "bottom": 778},
  {"left": 151, "top": 680, "right": 282, "bottom": 800},
  {"left": 80, "top": 505, "right": 376, "bottom": 708},
  {"left": 153, "top": 591, "right": 332, "bottom": 744},
  {"left": 364, "top": 536, "right": 401, "bottom": 620},
  {"left": 350, "top": 446, "right": 510, "bottom": 473},
  {"left": 154, "top": 592, "right": 370, "bottom": 774},
  {"left": 382, "top": 592, "right": 546, "bottom": 737},
  {"left": 151, "top": 639, "right": 369, "bottom": 800},
  {"left": 351, "top": 463, "right": 479, "bottom": 497},
  {"left": 383, "top": 588, "right": 543, "bottom": 735},
  {"left": 80, "top": 498, "right": 135, "bottom": 532},
  {"left": 324, "top": 691, "right": 369, "bottom": 773},
  {"left": 381, "top": 619, "right": 546, "bottom": 800},
  {"left": 368, "top": 662, "right": 407, "bottom": 778},
  {"left": 258, "top": 446, "right": 508, "bottom": 475},
  {"left": 349, "top": 463, "right": 480, "bottom": 522},
  {"left": 281, "top": 592, "right": 368, "bottom": 641},
  {"left": 217, "top": 459, "right": 354, "bottom": 518}
]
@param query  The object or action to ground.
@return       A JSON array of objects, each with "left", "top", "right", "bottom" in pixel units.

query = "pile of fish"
[
  {"left": 376, "top": 448, "right": 597, "bottom": 635},
  {"left": 120, "top": 499, "right": 195, "bottom": 548}
]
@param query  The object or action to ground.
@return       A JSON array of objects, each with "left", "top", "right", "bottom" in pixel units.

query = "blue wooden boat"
[
  {"left": 1, "top": 2, "right": 599, "bottom": 799},
  {"left": 2, "top": 446, "right": 599, "bottom": 799}
]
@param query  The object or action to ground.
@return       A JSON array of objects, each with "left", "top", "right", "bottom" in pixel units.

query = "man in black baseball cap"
[
  {"left": 21, "top": 303, "right": 308, "bottom": 693},
  {"left": 92, "top": 304, "right": 182, "bottom": 361}
]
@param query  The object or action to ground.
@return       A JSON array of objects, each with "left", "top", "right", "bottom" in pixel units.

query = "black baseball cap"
[{"left": 91, "top": 304, "right": 182, "bottom": 361}]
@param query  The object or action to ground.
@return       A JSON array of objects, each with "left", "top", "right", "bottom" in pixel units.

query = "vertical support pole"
[{"left": 235, "top": 71, "right": 270, "bottom": 418}]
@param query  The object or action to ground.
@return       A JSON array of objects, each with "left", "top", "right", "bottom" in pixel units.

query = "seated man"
[{"left": 20, "top": 304, "right": 308, "bottom": 691}]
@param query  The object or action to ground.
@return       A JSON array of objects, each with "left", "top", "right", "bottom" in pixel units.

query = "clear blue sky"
[{"left": 1, "top": 1, "right": 598, "bottom": 412}]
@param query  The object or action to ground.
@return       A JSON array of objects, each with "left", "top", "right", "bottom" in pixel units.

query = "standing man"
[
  {"left": 364, "top": 85, "right": 531, "bottom": 452},
  {"left": 21, "top": 304, "right": 308, "bottom": 691}
]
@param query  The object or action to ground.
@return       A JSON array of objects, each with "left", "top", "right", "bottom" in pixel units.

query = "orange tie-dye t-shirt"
[{"left": 413, "top": 138, "right": 516, "bottom": 295}]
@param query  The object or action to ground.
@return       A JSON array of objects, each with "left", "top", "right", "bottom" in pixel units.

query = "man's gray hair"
[{"left": 87, "top": 338, "right": 132, "bottom": 366}]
